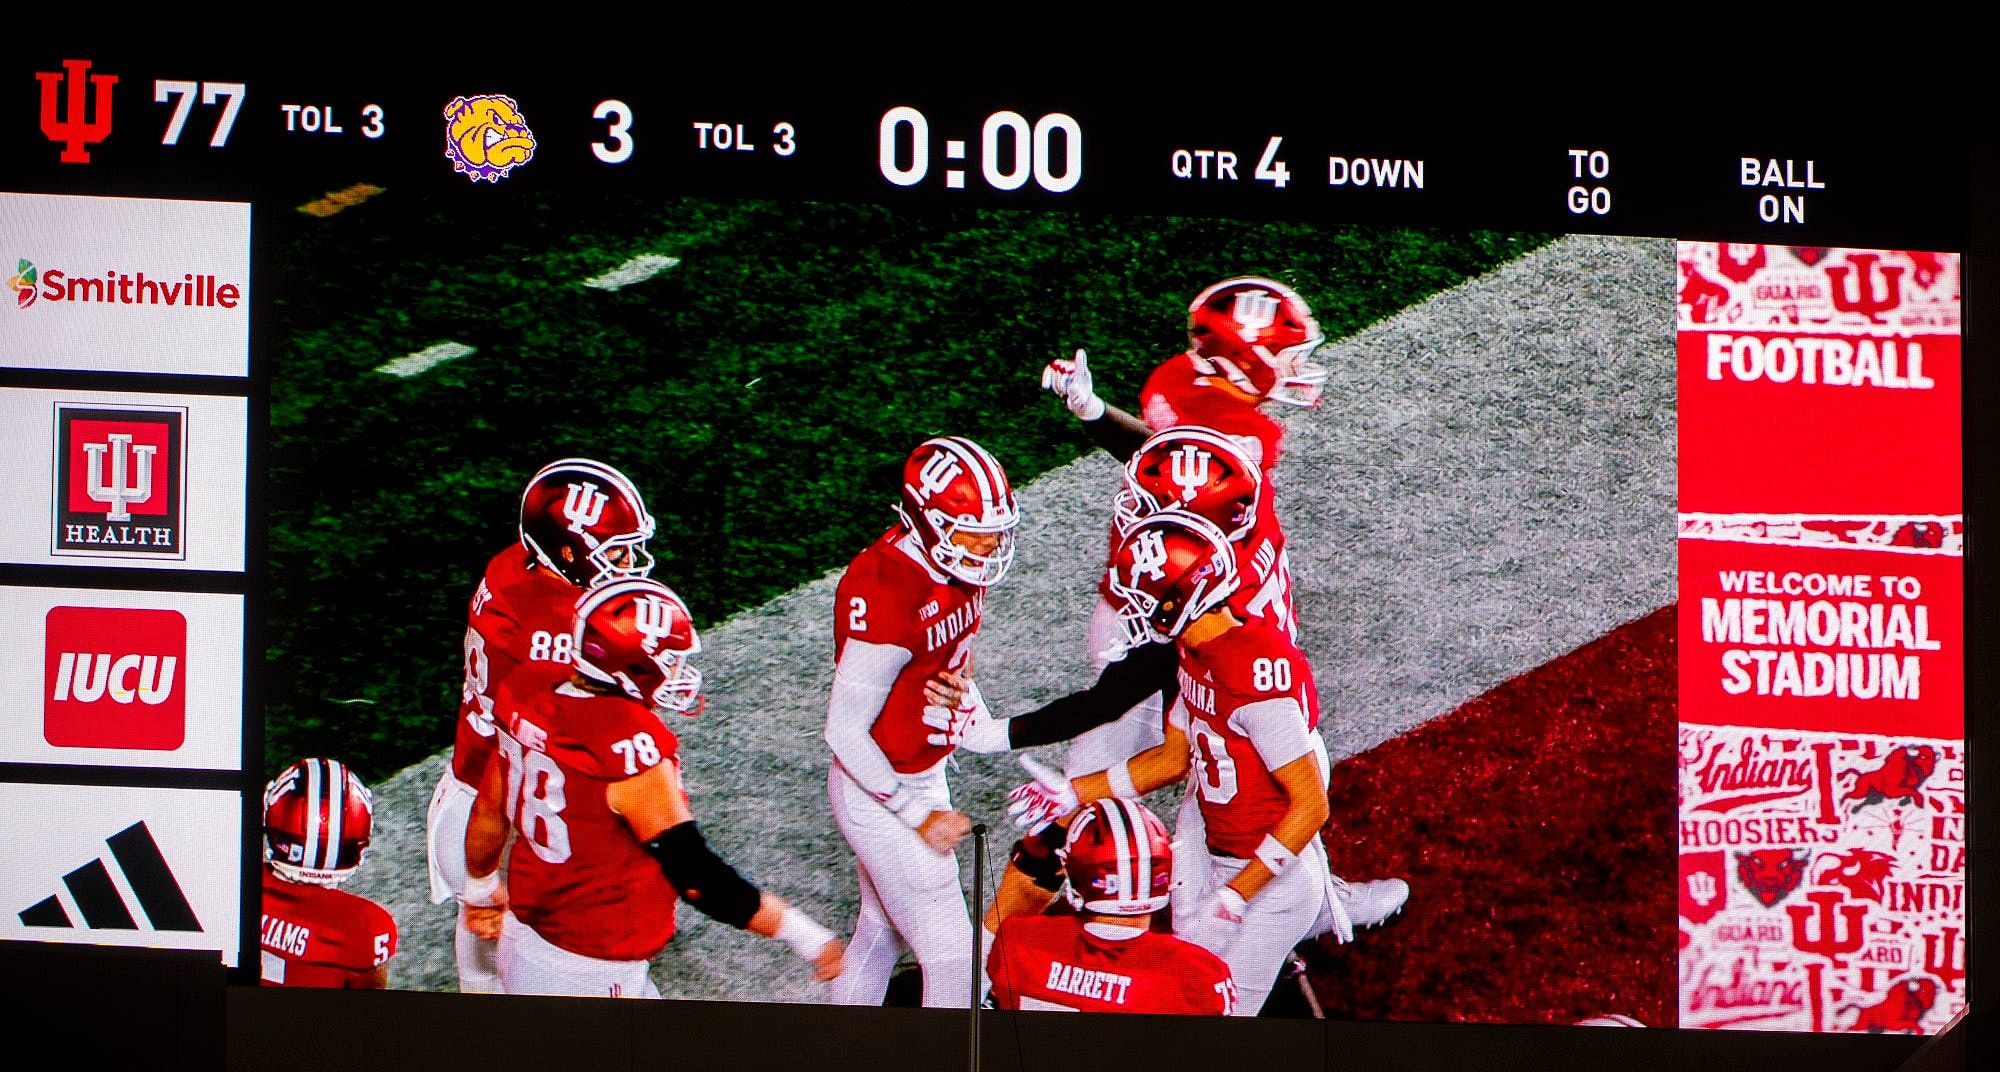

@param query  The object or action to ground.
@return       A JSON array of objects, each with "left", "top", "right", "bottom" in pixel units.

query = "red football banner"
[{"left": 1675, "top": 244, "right": 1963, "bottom": 1035}]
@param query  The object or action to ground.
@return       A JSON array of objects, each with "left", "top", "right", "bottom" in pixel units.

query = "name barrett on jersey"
[
  {"left": 988, "top": 914, "right": 1234, "bottom": 1015},
  {"left": 835, "top": 528, "right": 983, "bottom": 774}
]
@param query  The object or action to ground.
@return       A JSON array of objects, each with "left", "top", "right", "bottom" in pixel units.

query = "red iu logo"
[
  {"left": 37, "top": 58, "right": 117, "bottom": 164},
  {"left": 1786, "top": 890, "right": 1868, "bottom": 968},
  {"left": 1827, "top": 253, "right": 1905, "bottom": 324}
]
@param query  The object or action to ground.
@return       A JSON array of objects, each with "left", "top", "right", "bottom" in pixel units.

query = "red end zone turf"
[{"left": 1308, "top": 604, "right": 1677, "bottom": 1026}]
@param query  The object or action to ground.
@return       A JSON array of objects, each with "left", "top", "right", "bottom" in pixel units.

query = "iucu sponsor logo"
[
  {"left": 51, "top": 651, "right": 177, "bottom": 705},
  {"left": 44, "top": 606, "right": 188, "bottom": 750}
]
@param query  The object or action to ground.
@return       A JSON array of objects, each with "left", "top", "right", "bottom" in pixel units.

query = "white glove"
[
  {"left": 1004, "top": 755, "right": 1079, "bottom": 834},
  {"left": 922, "top": 679, "right": 1009, "bottom": 753},
  {"left": 1042, "top": 348, "right": 1106, "bottom": 421},
  {"left": 1189, "top": 887, "right": 1249, "bottom": 953}
]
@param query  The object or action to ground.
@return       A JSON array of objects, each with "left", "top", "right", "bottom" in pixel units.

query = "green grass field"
[{"left": 268, "top": 192, "right": 1552, "bottom": 779}]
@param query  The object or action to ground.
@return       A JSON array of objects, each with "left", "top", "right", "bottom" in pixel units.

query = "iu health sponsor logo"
[
  {"left": 52, "top": 404, "right": 188, "bottom": 559},
  {"left": 44, "top": 606, "right": 187, "bottom": 750}
]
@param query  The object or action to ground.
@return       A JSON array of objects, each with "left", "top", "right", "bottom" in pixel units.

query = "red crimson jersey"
[
  {"left": 453, "top": 547, "right": 582, "bottom": 787},
  {"left": 1138, "top": 352, "right": 1286, "bottom": 480},
  {"left": 490, "top": 661, "right": 682, "bottom": 962},
  {"left": 988, "top": 914, "right": 1235, "bottom": 1015},
  {"left": 259, "top": 866, "right": 397, "bottom": 988},
  {"left": 833, "top": 528, "right": 984, "bottom": 774},
  {"left": 1224, "top": 511, "right": 1296, "bottom": 636},
  {"left": 1176, "top": 618, "right": 1322, "bottom": 859},
  {"left": 1098, "top": 353, "right": 1293, "bottom": 622}
]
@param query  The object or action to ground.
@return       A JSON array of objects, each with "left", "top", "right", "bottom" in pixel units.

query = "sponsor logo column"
[
  {"left": 1674, "top": 245, "right": 1964, "bottom": 1034},
  {"left": 0, "top": 190, "right": 252, "bottom": 966}
]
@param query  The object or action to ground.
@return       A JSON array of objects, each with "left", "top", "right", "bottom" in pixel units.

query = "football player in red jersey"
[
  {"left": 932, "top": 429, "right": 1405, "bottom": 993},
  {"left": 462, "top": 578, "right": 843, "bottom": 998},
  {"left": 1007, "top": 513, "right": 1351, "bottom": 1015},
  {"left": 1038, "top": 283, "right": 1410, "bottom": 947},
  {"left": 425, "top": 458, "right": 656, "bottom": 993},
  {"left": 825, "top": 436, "right": 1019, "bottom": 1009},
  {"left": 1043, "top": 276, "right": 1328, "bottom": 478},
  {"left": 988, "top": 797, "right": 1235, "bottom": 1016},
  {"left": 260, "top": 758, "right": 398, "bottom": 989}
]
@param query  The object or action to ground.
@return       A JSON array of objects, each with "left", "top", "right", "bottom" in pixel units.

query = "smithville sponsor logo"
[
  {"left": 8, "top": 259, "right": 241, "bottom": 311},
  {"left": 51, "top": 405, "right": 187, "bottom": 559},
  {"left": 44, "top": 606, "right": 186, "bottom": 750}
]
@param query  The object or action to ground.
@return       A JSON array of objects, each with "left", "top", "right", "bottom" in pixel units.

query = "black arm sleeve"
[
  {"left": 1003, "top": 641, "right": 1178, "bottom": 750},
  {"left": 644, "top": 821, "right": 762, "bottom": 929},
  {"left": 1080, "top": 403, "right": 1153, "bottom": 464}
]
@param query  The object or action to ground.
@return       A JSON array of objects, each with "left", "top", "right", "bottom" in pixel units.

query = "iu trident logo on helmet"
[
  {"left": 1169, "top": 444, "right": 1211, "bottom": 503},
  {"left": 562, "top": 482, "right": 609, "bottom": 535},
  {"left": 915, "top": 449, "right": 964, "bottom": 497},
  {"left": 633, "top": 593, "right": 676, "bottom": 653},
  {"left": 1128, "top": 529, "right": 1169, "bottom": 583},
  {"left": 1232, "top": 290, "right": 1280, "bottom": 333}
]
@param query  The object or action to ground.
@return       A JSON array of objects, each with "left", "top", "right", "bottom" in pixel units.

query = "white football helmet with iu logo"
[
  {"left": 519, "top": 458, "right": 656, "bottom": 589},
  {"left": 1104, "top": 512, "right": 1239, "bottom": 654},
  {"left": 1186, "top": 277, "right": 1328, "bottom": 407},
  {"left": 572, "top": 578, "right": 705, "bottom": 716},
  {"left": 894, "top": 436, "right": 1020, "bottom": 587}
]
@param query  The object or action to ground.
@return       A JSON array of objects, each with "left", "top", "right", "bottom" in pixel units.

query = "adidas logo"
[{"left": 18, "top": 821, "right": 201, "bottom": 933}]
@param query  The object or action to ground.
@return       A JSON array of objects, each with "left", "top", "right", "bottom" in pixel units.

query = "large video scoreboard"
[{"left": 0, "top": 36, "right": 1978, "bottom": 1062}]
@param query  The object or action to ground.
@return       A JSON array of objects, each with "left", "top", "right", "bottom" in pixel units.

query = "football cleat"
[{"left": 1330, "top": 875, "right": 1409, "bottom": 931}]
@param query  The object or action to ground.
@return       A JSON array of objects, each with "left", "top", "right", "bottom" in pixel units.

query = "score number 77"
[{"left": 155, "top": 80, "right": 245, "bottom": 147}]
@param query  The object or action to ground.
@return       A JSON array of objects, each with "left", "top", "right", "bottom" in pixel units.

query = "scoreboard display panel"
[{"left": 0, "top": 30, "right": 1980, "bottom": 1069}]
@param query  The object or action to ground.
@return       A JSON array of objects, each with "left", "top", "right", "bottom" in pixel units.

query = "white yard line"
[
  {"left": 376, "top": 341, "right": 475, "bottom": 378},
  {"left": 583, "top": 254, "right": 680, "bottom": 290}
]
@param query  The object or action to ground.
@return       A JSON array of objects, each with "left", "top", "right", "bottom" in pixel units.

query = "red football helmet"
[
  {"left": 1104, "top": 512, "right": 1239, "bottom": 653},
  {"left": 264, "top": 758, "right": 375, "bottom": 887},
  {"left": 1114, "top": 425, "right": 1263, "bottom": 541},
  {"left": 894, "top": 436, "right": 1020, "bottom": 587},
  {"left": 1186, "top": 277, "right": 1327, "bottom": 407},
  {"left": 519, "top": 458, "right": 656, "bottom": 589},
  {"left": 1063, "top": 797, "right": 1174, "bottom": 915},
  {"left": 572, "top": 578, "right": 705, "bottom": 716}
]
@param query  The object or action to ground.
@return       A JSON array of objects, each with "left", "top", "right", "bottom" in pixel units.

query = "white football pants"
[
  {"left": 827, "top": 762, "right": 973, "bottom": 1008},
  {"left": 424, "top": 767, "right": 502, "bottom": 994}
]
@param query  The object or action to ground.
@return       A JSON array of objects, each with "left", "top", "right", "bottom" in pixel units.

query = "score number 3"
[{"left": 593, "top": 99, "right": 634, "bottom": 164}]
